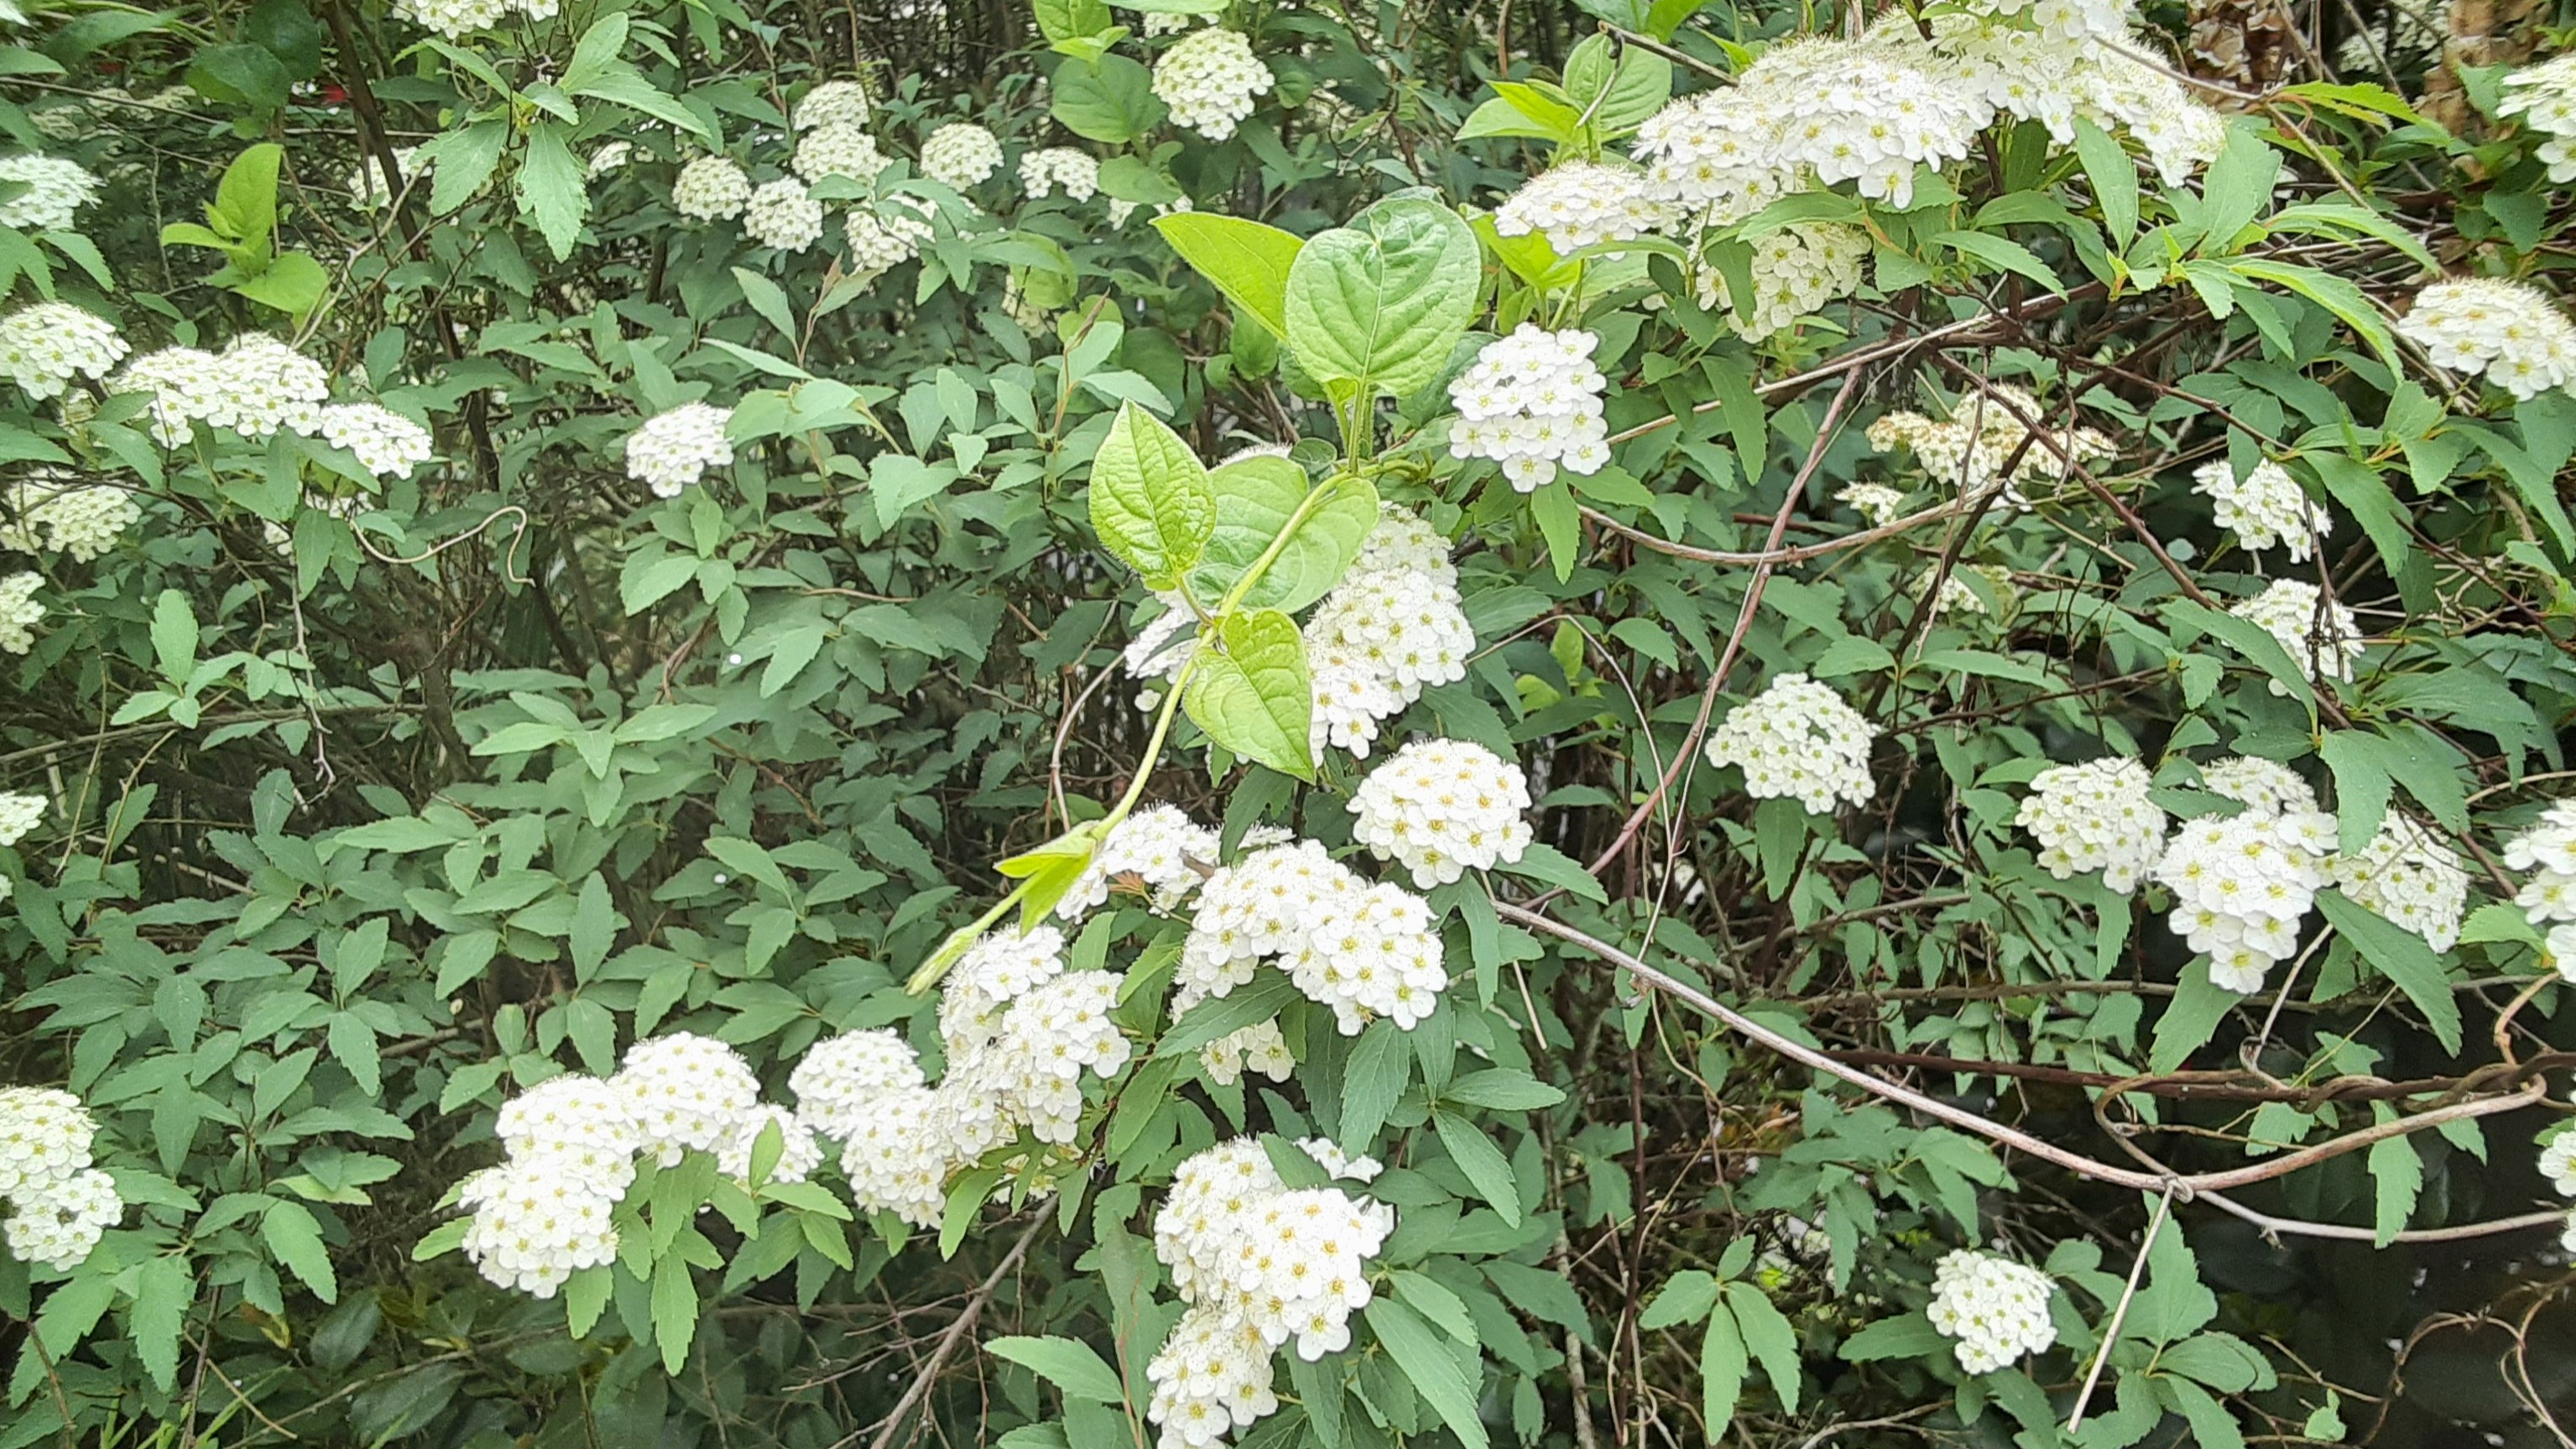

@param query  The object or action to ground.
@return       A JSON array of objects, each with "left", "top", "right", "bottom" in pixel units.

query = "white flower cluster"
[
  {"left": 1696, "top": 223, "right": 1869, "bottom": 341},
  {"left": 793, "top": 80, "right": 873, "bottom": 133},
  {"left": 455, "top": 1035, "right": 820, "bottom": 1298},
  {"left": 1057, "top": 803, "right": 1222, "bottom": 919},
  {"left": 0, "top": 1087, "right": 117, "bottom": 1271},
  {"left": 1147, "top": 1138, "right": 1392, "bottom": 1448},
  {"left": 845, "top": 196, "right": 936, "bottom": 274},
  {"left": 2503, "top": 804, "right": 2576, "bottom": 982},
  {"left": 1349, "top": 738, "right": 1534, "bottom": 888},
  {"left": 2330, "top": 816, "right": 2469, "bottom": 952},
  {"left": 1704, "top": 673, "right": 1875, "bottom": 815},
  {"left": 1303, "top": 507, "right": 1473, "bottom": 758},
  {"left": 792, "top": 1029, "right": 946, "bottom": 1227},
  {"left": 2500, "top": 54, "right": 2576, "bottom": 183},
  {"left": 316, "top": 403, "right": 435, "bottom": 480},
  {"left": 0, "top": 302, "right": 127, "bottom": 399},
  {"left": 394, "top": 0, "right": 553, "bottom": 39},
  {"left": 1836, "top": 482, "right": 1909, "bottom": 527},
  {"left": 2016, "top": 757, "right": 2166, "bottom": 892},
  {"left": 1183, "top": 840, "right": 1450, "bottom": 1035},
  {"left": 110, "top": 335, "right": 331, "bottom": 447},
  {"left": 794, "top": 124, "right": 889, "bottom": 184},
  {"left": 2229, "top": 581, "right": 2363, "bottom": 693},
  {"left": 920, "top": 122, "right": 1004, "bottom": 188},
  {"left": 1153, "top": 28, "right": 1273, "bottom": 141},
  {"left": 2, "top": 474, "right": 140, "bottom": 561},
  {"left": 2199, "top": 755, "right": 2314, "bottom": 817},
  {"left": 349, "top": 145, "right": 427, "bottom": 209},
  {"left": 673, "top": 155, "right": 754, "bottom": 221},
  {"left": 0, "top": 790, "right": 42, "bottom": 847},
  {"left": 1019, "top": 147, "right": 1100, "bottom": 201},
  {"left": 2542, "top": 1127, "right": 2576, "bottom": 1254},
  {"left": 1915, "top": 563, "right": 2016, "bottom": 618},
  {"left": 1739, "top": 37, "right": 1992, "bottom": 206},
  {"left": 744, "top": 177, "right": 826, "bottom": 251},
  {"left": 2396, "top": 278, "right": 2576, "bottom": 401},
  {"left": 1447, "top": 325, "right": 1611, "bottom": 490},
  {"left": 1493, "top": 161, "right": 1676, "bottom": 255},
  {"left": 1868, "top": 386, "right": 2115, "bottom": 508},
  {"left": 625, "top": 402, "right": 735, "bottom": 498},
  {"left": 2192, "top": 456, "right": 2328, "bottom": 561},
  {"left": 2154, "top": 807, "right": 2335, "bottom": 993},
  {"left": 0, "top": 155, "right": 100, "bottom": 232},
  {"left": 1927, "top": 1249, "right": 2057, "bottom": 1374},
  {"left": 0, "top": 572, "right": 39, "bottom": 654}
]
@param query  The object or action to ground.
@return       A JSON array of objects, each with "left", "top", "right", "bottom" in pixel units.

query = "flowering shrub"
[{"left": 2, "top": 0, "right": 2575, "bottom": 1445}]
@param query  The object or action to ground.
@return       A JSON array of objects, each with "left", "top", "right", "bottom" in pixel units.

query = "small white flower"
[
  {"left": 624, "top": 402, "right": 734, "bottom": 498},
  {"left": 1152, "top": 28, "right": 1273, "bottom": 140},
  {"left": 1705, "top": 674, "right": 1876, "bottom": 814},
  {"left": 920, "top": 122, "right": 1004, "bottom": 188},
  {"left": 673, "top": 155, "right": 754, "bottom": 221}
]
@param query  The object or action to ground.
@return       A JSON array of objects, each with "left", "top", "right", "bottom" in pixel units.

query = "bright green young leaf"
[
  {"left": 1088, "top": 401, "right": 1215, "bottom": 588},
  {"left": 2317, "top": 889, "right": 2463, "bottom": 1053},
  {"left": 1153, "top": 212, "right": 1306, "bottom": 339},
  {"left": 1282, "top": 195, "right": 1481, "bottom": 402},
  {"left": 1189, "top": 458, "right": 1376, "bottom": 612},
  {"left": 1182, "top": 608, "right": 1314, "bottom": 781}
]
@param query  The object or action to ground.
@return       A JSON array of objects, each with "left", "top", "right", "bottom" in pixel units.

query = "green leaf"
[
  {"left": 1442, "top": 1069, "right": 1565, "bottom": 1112},
  {"left": 2317, "top": 889, "right": 2462, "bottom": 1053},
  {"left": 566, "top": 1266, "right": 612, "bottom": 1337},
  {"left": 1051, "top": 54, "right": 1166, "bottom": 143},
  {"left": 263, "top": 1201, "right": 338, "bottom": 1302},
  {"left": 1153, "top": 212, "right": 1305, "bottom": 340},
  {"left": 1640, "top": 1269, "right": 1720, "bottom": 1330},
  {"left": 2194, "top": 125, "right": 2281, "bottom": 256},
  {"left": 190, "top": 45, "right": 292, "bottom": 114},
  {"left": 1088, "top": 401, "right": 1215, "bottom": 588},
  {"left": 1282, "top": 195, "right": 1481, "bottom": 402},
  {"left": 2229, "top": 258, "right": 2399, "bottom": 369},
  {"left": 1932, "top": 230, "right": 2063, "bottom": 294},
  {"left": 1034, "top": 0, "right": 1112, "bottom": 40},
  {"left": 1700, "top": 1303, "right": 1747, "bottom": 1432},
  {"left": 232, "top": 250, "right": 328, "bottom": 315},
  {"left": 1432, "top": 1107, "right": 1520, "bottom": 1227},
  {"left": 150, "top": 588, "right": 198, "bottom": 683},
  {"left": 1155, "top": 970, "right": 1300, "bottom": 1059},
  {"left": 557, "top": 10, "right": 630, "bottom": 94},
  {"left": 129, "top": 1255, "right": 193, "bottom": 1390},
  {"left": 1838, "top": 1310, "right": 1944, "bottom": 1361},
  {"left": 872, "top": 453, "right": 964, "bottom": 529},
  {"left": 732, "top": 265, "right": 798, "bottom": 340},
  {"left": 651, "top": 1254, "right": 698, "bottom": 1374},
  {"left": 1183, "top": 608, "right": 1314, "bottom": 781},
  {"left": 1190, "top": 459, "right": 1376, "bottom": 612},
  {"left": 2071, "top": 117, "right": 2138, "bottom": 246},
  {"left": 418, "top": 121, "right": 508, "bottom": 214},
  {"left": 517, "top": 121, "right": 589, "bottom": 261},
  {"left": 2318, "top": 730, "right": 2392, "bottom": 855},
  {"left": 988, "top": 1335, "right": 1129, "bottom": 1404},
  {"left": 1338, "top": 1019, "right": 1409, "bottom": 1147},
  {"left": 1364, "top": 1299, "right": 1489, "bottom": 1449},
  {"left": 1723, "top": 1282, "right": 1800, "bottom": 1413},
  {"left": 211, "top": 144, "right": 283, "bottom": 242},
  {"left": 2149, "top": 960, "right": 2238, "bottom": 1072},
  {"left": 1530, "top": 482, "right": 1579, "bottom": 582}
]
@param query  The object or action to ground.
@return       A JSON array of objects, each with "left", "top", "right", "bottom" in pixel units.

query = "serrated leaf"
[
  {"left": 987, "top": 1335, "right": 1127, "bottom": 1403},
  {"left": 263, "top": 1201, "right": 338, "bottom": 1302},
  {"left": 1364, "top": 1299, "right": 1489, "bottom": 1449},
  {"left": 2317, "top": 889, "right": 2462, "bottom": 1052}
]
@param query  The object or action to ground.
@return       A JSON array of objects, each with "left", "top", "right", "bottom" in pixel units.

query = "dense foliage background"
[{"left": 1, "top": 0, "right": 2574, "bottom": 1444}]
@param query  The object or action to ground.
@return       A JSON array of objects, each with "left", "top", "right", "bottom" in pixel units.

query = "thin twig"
[
  {"left": 849, "top": 1213, "right": 1048, "bottom": 1449},
  {"left": 2068, "top": 1186, "right": 2174, "bottom": 1431}
]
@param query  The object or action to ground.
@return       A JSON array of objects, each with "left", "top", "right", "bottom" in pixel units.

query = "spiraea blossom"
[
  {"left": 2198, "top": 755, "right": 2316, "bottom": 818},
  {"left": 788, "top": 1029, "right": 926, "bottom": 1140},
  {"left": 1927, "top": 1249, "right": 2057, "bottom": 1374},
  {"left": 1744, "top": 36, "right": 1990, "bottom": 206},
  {"left": 1705, "top": 674, "right": 1876, "bottom": 814},
  {"left": 2541, "top": 1129, "right": 2576, "bottom": 1197},
  {"left": 0, "top": 1087, "right": 117, "bottom": 1270},
  {"left": 2396, "top": 277, "right": 2576, "bottom": 401},
  {"left": 0, "top": 155, "right": 100, "bottom": 232},
  {"left": 793, "top": 123, "right": 889, "bottom": 184},
  {"left": 1146, "top": 1139, "right": 1393, "bottom": 1448},
  {"left": 456, "top": 1159, "right": 618, "bottom": 1296},
  {"left": 0, "top": 302, "right": 127, "bottom": 399},
  {"left": 714, "top": 1104, "right": 822, "bottom": 1186},
  {"left": 672, "top": 155, "right": 754, "bottom": 221},
  {"left": 1869, "top": 385, "right": 2115, "bottom": 507},
  {"left": 2229, "top": 580, "right": 2363, "bottom": 693},
  {"left": 792, "top": 79, "right": 872, "bottom": 132},
  {"left": 1056, "top": 803, "right": 1222, "bottom": 919},
  {"left": 2502, "top": 803, "right": 2576, "bottom": 981},
  {"left": 940, "top": 924, "right": 1071, "bottom": 1055},
  {"left": 0, "top": 791, "right": 42, "bottom": 847},
  {"left": 349, "top": 144, "right": 427, "bottom": 209},
  {"left": 919, "top": 122, "right": 1004, "bottom": 188},
  {"left": 5, "top": 1166, "right": 119, "bottom": 1270},
  {"left": 1447, "top": 325, "right": 1611, "bottom": 490},
  {"left": 743, "top": 177, "right": 825, "bottom": 251},
  {"left": 1, "top": 474, "right": 139, "bottom": 561},
  {"left": 613, "top": 1032, "right": 764, "bottom": 1165},
  {"left": 2154, "top": 808, "right": 2335, "bottom": 993},
  {"left": 1697, "top": 223, "right": 1869, "bottom": 341},
  {"left": 0, "top": 572, "right": 39, "bottom": 654},
  {"left": 1836, "top": 482, "right": 1909, "bottom": 526},
  {"left": 1181, "top": 840, "right": 1449, "bottom": 1035},
  {"left": 1348, "top": 738, "right": 1535, "bottom": 888},
  {"left": 624, "top": 402, "right": 735, "bottom": 498},
  {"left": 1493, "top": 160, "right": 1676, "bottom": 255},
  {"left": 112, "top": 336, "right": 329, "bottom": 446},
  {"left": 2500, "top": 53, "right": 2576, "bottom": 182},
  {"left": 1153, "top": 28, "right": 1273, "bottom": 140},
  {"left": 587, "top": 141, "right": 632, "bottom": 178},
  {"left": 1019, "top": 146, "right": 1100, "bottom": 201},
  {"left": 2015, "top": 757, "right": 2167, "bottom": 892},
  {"left": 1181, "top": 840, "right": 1359, "bottom": 1003},
  {"left": 2192, "top": 456, "right": 2328, "bottom": 561},
  {"left": 2330, "top": 816, "right": 2469, "bottom": 952},
  {"left": 843, "top": 196, "right": 936, "bottom": 274},
  {"left": 315, "top": 403, "right": 435, "bottom": 479},
  {"left": 394, "top": 0, "right": 506, "bottom": 38}
]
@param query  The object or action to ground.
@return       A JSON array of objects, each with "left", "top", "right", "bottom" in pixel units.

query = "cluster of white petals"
[
  {"left": 0, "top": 302, "right": 127, "bottom": 399},
  {"left": 2331, "top": 816, "right": 2469, "bottom": 951},
  {"left": 1146, "top": 1139, "right": 1391, "bottom": 1447},
  {"left": 394, "top": 0, "right": 550, "bottom": 39},
  {"left": 0, "top": 1087, "right": 118, "bottom": 1270},
  {"left": 2192, "top": 456, "right": 2328, "bottom": 561},
  {"left": 2503, "top": 804, "right": 2576, "bottom": 981},
  {"left": 2500, "top": 54, "right": 2576, "bottom": 182},
  {"left": 794, "top": 123, "right": 889, "bottom": 184},
  {"left": 624, "top": 402, "right": 735, "bottom": 498},
  {"left": 673, "top": 155, "right": 754, "bottom": 221},
  {"left": 0, "top": 155, "right": 100, "bottom": 232},
  {"left": 1745, "top": 37, "right": 1991, "bottom": 206},
  {"left": 792, "top": 80, "right": 873, "bottom": 132},
  {"left": 1493, "top": 160, "right": 1676, "bottom": 255},
  {"left": 1182, "top": 840, "right": 1449, "bottom": 1036},
  {"left": 1057, "top": 803, "right": 1222, "bottom": 919},
  {"left": 788, "top": 1028, "right": 924, "bottom": 1140},
  {"left": 1349, "top": 738, "right": 1534, "bottom": 888},
  {"left": 1019, "top": 146, "right": 1100, "bottom": 201},
  {"left": 1697, "top": 223, "right": 1869, "bottom": 341},
  {"left": 1447, "top": 325, "right": 1611, "bottom": 490},
  {"left": 316, "top": 403, "right": 435, "bottom": 479},
  {"left": 0, "top": 790, "right": 41, "bottom": 846},
  {"left": 1867, "top": 386, "right": 2114, "bottom": 508},
  {"left": 1153, "top": 28, "right": 1273, "bottom": 141},
  {"left": 111, "top": 336, "right": 332, "bottom": 447},
  {"left": 2016, "top": 757, "right": 2166, "bottom": 892},
  {"left": 1705, "top": 673, "right": 1876, "bottom": 814},
  {"left": 350, "top": 145, "right": 428, "bottom": 209},
  {"left": 2154, "top": 807, "right": 2335, "bottom": 993},
  {"left": 2198, "top": 756, "right": 2316, "bottom": 818},
  {"left": 844, "top": 195, "right": 936, "bottom": 275},
  {"left": 1836, "top": 482, "right": 1909, "bottom": 526},
  {"left": 743, "top": 177, "right": 826, "bottom": 251},
  {"left": 1927, "top": 1249, "right": 2058, "bottom": 1374},
  {"left": 2396, "top": 278, "right": 2576, "bottom": 401},
  {"left": 1, "top": 474, "right": 138, "bottom": 560},
  {"left": 0, "top": 571, "right": 39, "bottom": 654},
  {"left": 920, "top": 122, "right": 1004, "bottom": 188},
  {"left": 614, "top": 1034, "right": 764, "bottom": 1165},
  {"left": 1301, "top": 507, "right": 1473, "bottom": 758},
  {"left": 2229, "top": 581, "right": 2364, "bottom": 693}
]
